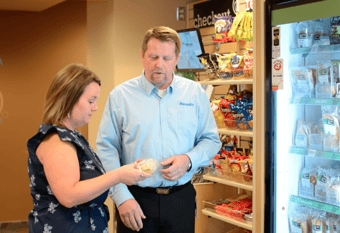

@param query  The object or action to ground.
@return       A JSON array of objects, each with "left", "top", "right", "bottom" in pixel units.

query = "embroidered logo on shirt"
[{"left": 180, "top": 102, "right": 194, "bottom": 106}]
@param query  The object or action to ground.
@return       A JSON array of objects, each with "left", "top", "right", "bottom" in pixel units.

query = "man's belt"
[{"left": 130, "top": 181, "right": 191, "bottom": 195}]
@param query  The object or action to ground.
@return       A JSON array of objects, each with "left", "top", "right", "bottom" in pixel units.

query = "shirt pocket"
[{"left": 177, "top": 105, "right": 199, "bottom": 136}]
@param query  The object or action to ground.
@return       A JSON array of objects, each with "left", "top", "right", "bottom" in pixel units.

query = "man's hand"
[
  {"left": 160, "top": 154, "right": 190, "bottom": 181},
  {"left": 118, "top": 199, "right": 146, "bottom": 231}
]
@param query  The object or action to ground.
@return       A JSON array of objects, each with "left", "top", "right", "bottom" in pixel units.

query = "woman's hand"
[{"left": 118, "top": 160, "right": 153, "bottom": 185}]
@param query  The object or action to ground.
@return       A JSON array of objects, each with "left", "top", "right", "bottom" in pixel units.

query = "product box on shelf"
[{"left": 214, "top": 197, "right": 252, "bottom": 222}]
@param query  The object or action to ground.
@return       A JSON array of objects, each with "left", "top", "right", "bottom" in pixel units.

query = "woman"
[{"left": 27, "top": 63, "right": 152, "bottom": 232}]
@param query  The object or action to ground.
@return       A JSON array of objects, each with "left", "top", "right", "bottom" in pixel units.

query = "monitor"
[{"left": 176, "top": 28, "right": 206, "bottom": 73}]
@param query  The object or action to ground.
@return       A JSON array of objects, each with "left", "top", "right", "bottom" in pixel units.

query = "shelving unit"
[
  {"left": 202, "top": 208, "right": 253, "bottom": 231},
  {"left": 187, "top": 1, "right": 265, "bottom": 232}
]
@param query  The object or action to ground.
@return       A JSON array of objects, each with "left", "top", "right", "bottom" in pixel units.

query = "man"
[{"left": 96, "top": 26, "right": 221, "bottom": 233}]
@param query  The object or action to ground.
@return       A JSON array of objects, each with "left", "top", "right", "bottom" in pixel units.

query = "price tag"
[{"left": 308, "top": 149, "right": 316, "bottom": 157}]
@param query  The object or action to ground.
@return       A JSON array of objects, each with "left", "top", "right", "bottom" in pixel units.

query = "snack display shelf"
[
  {"left": 202, "top": 208, "right": 253, "bottom": 231},
  {"left": 203, "top": 174, "right": 253, "bottom": 191},
  {"left": 290, "top": 44, "right": 340, "bottom": 55},
  {"left": 218, "top": 128, "right": 253, "bottom": 137},
  {"left": 290, "top": 195, "right": 340, "bottom": 215},
  {"left": 290, "top": 97, "right": 340, "bottom": 106},
  {"left": 199, "top": 78, "right": 253, "bottom": 86},
  {"left": 289, "top": 146, "right": 340, "bottom": 160}
]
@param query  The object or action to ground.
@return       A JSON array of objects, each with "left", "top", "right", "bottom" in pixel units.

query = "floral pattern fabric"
[{"left": 27, "top": 124, "right": 109, "bottom": 233}]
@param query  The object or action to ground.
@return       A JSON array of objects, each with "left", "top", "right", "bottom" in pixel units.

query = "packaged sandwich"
[
  {"left": 322, "top": 105, "right": 340, "bottom": 152},
  {"left": 316, "top": 62, "right": 334, "bottom": 98},
  {"left": 299, "top": 167, "right": 317, "bottom": 199},
  {"left": 290, "top": 67, "right": 315, "bottom": 101},
  {"left": 289, "top": 208, "right": 310, "bottom": 233},
  {"left": 295, "top": 120, "right": 313, "bottom": 148}
]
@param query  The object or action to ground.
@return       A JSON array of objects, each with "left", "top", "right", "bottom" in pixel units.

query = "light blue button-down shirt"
[{"left": 96, "top": 72, "right": 221, "bottom": 206}]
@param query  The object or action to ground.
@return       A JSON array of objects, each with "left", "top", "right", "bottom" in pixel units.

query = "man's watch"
[{"left": 187, "top": 159, "right": 192, "bottom": 171}]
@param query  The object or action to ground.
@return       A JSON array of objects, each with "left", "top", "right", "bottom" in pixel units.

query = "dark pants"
[{"left": 116, "top": 182, "right": 196, "bottom": 233}]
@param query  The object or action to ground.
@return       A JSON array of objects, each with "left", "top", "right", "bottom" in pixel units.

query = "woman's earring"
[{"left": 68, "top": 113, "right": 71, "bottom": 118}]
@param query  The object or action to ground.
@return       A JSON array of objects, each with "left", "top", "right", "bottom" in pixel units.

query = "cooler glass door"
[{"left": 265, "top": 0, "right": 340, "bottom": 232}]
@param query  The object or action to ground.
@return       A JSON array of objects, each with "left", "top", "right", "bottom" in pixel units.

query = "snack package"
[
  {"left": 137, "top": 158, "right": 158, "bottom": 174},
  {"left": 322, "top": 105, "right": 340, "bottom": 152},
  {"left": 243, "top": 48, "right": 253, "bottom": 79},
  {"left": 218, "top": 53, "right": 233, "bottom": 79},
  {"left": 214, "top": 15, "right": 233, "bottom": 43},
  {"left": 299, "top": 167, "right": 317, "bottom": 199},
  {"left": 290, "top": 67, "right": 315, "bottom": 101},
  {"left": 295, "top": 120, "right": 313, "bottom": 148},
  {"left": 197, "top": 53, "right": 219, "bottom": 80},
  {"left": 211, "top": 99, "right": 225, "bottom": 128},
  {"left": 230, "top": 53, "right": 244, "bottom": 79},
  {"left": 316, "top": 62, "right": 334, "bottom": 98}
]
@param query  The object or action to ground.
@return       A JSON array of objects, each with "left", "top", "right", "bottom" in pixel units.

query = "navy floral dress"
[{"left": 27, "top": 124, "right": 110, "bottom": 233}]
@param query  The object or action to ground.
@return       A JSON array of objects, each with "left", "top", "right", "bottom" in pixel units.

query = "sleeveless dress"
[{"left": 27, "top": 124, "right": 110, "bottom": 233}]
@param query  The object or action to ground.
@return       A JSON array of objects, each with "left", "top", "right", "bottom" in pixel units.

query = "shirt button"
[{"left": 162, "top": 118, "right": 166, "bottom": 122}]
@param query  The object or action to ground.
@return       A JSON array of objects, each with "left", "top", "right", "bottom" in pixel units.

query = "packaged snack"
[
  {"left": 218, "top": 53, "right": 233, "bottom": 79},
  {"left": 290, "top": 67, "right": 315, "bottom": 101},
  {"left": 231, "top": 53, "right": 244, "bottom": 79},
  {"left": 211, "top": 99, "right": 225, "bottom": 128},
  {"left": 197, "top": 53, "right": 219, "bottom": 80},
  {"left": 295, "top": 21, "right": 314, "bottom": 48},
  {"left": 243, "top": 48, "right": 253, "bottom": 79},
  {"left": 316, "top": 62, "right": 334, "bottom": 98},
  {"left": 214, "top": 15, "right": 233, "bottom": 43},
  {"left": 137, "top": 158, "right": 158, "bottom": 174}
]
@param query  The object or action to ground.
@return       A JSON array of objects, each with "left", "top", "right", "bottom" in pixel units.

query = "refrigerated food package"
[
  {"left": 290, "top": 67, "right": 315, "bottom": 101},
  {"left": 289, "top": 209, "right": 310, "bottom": 233},
  {"left": 299, "top": 167, "right": 317, "bottom": 199},
  {"left": 315, "top": 167, "right": 333, "bottom": 203},
  {"left": 295, "top": 21, "right": 314, "bottom": 48},
  {"left": 294, "top": 120, "right": 313, "bottom": 148},
  {"left": 316, "top": 62, "right": 335, "bottom": 98},
  {"left": 330, "top": 16, "right": 340, "bottom": 45},
  {"left": 322, "top": 105, "right": 340, "bottom": 152}
]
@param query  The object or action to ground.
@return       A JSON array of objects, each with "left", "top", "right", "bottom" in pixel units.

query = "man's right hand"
[{"left": 118, "top": 199, "right": 146, "bottom": 231}]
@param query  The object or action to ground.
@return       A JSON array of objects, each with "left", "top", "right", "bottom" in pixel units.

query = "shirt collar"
[{"left": 140, "top": 70, "right": 176, "bottom": 95}]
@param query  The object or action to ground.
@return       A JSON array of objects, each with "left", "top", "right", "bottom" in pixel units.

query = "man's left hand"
[{"left": 160, "top": 154, "right": 190, "bottom": 181}]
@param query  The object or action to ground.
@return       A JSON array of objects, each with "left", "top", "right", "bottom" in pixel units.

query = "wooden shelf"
[
  {"left": 198, "top": 78, "right": 253, "bottom": 86},
  {"left": 203, "top": 174, "right": 253, "bottom": 191},
  {"left": 218, "top": 128, "right": 253, "bottom": 137},
  {"left": 202, "top": 208, "right": 253, "bottom": 231}
]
